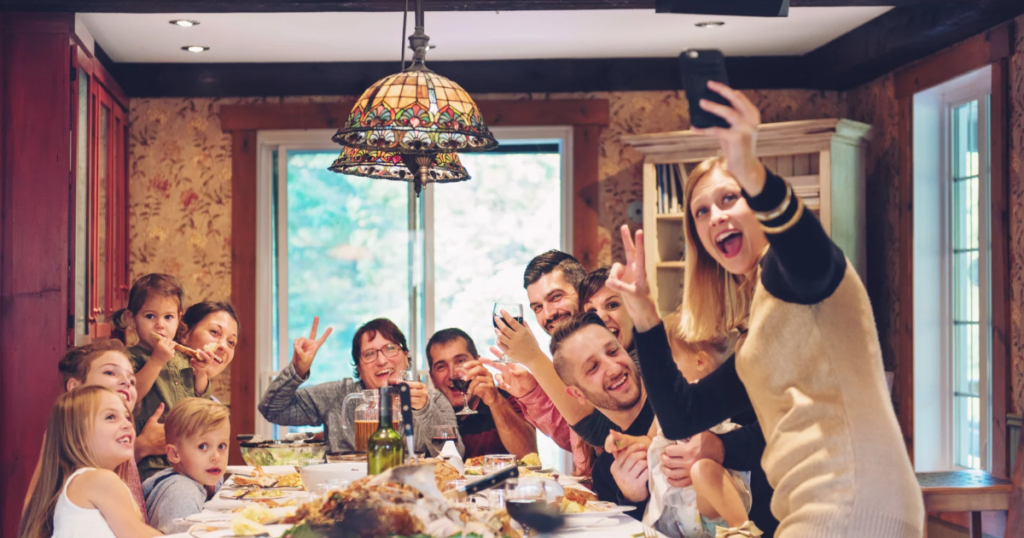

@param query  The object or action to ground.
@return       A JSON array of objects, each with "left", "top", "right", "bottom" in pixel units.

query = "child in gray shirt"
[{"left": 143, "top": 398, "right": 230, "bottom": 533}]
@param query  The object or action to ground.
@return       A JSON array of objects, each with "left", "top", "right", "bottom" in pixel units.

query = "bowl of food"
[
  {"left": 240, "top": 440, "right": 327, "bottom": 467},
  {"left": 299, "top": 462, "right": 367, "bottom": 492}
]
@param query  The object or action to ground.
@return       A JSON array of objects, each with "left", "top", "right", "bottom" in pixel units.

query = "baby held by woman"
[{"left": 608, "top": 312, "right": 754, "bottom": 538}]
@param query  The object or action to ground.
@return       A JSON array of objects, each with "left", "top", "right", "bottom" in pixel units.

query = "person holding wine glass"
[
  {"left": 259, "top": 317, "right": 463, "bottom": 457},
  {"left": 427, "top": 328, "right": 537, "bottom": 460}
]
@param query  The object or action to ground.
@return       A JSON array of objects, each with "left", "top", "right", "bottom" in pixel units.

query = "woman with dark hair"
[
  {"left": 179, "top": 301, "right": 239, "bottom": 381},
  {"left": 259, "top": 317, "right": 463, "bottom": 456}
]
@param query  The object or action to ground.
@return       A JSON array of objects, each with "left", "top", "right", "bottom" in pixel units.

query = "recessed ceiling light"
[
  {"left": 170, "top": 20, "right": 199, "bottom": 27},
  {"left": 182, "top": 46, "right": 210, "bottom": 53},
  {"left": 695, "top": 21, "right": 725, "bottom": 28}
]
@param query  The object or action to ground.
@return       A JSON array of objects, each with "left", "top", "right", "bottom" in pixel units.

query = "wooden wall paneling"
[
  {"left": 573, "top": 124, "right": 602, "bottom": 271},
  {"left": 989, "top": 59, "right": 1010, "bottom": 479},
  {"left": 896, "top": 96, "right": 915, "bottom": 459},
  {"left": 894, "top": 22, "right": 1012, "bottom": 99},
  {"left": 230, "top": 129, "right": 258, "bottom": 464},
  {"left": 0, "top": 12, "right": 74, "bottom": 537}
]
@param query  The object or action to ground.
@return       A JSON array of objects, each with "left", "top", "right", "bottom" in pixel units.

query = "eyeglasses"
[{"left": 360, "top": 343, "right": 401, "bottom": 363}]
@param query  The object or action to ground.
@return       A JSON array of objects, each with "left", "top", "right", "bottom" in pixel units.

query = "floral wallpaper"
[
  {"left": 128, "top": 15, "right": 1024, "bottom": 411},
  {"left": 1009, "top": 14, "right": 1024, "bottom": 415}
]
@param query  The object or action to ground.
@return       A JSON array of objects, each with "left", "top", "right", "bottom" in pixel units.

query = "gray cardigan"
[{"left": 258, "top": 362, "right": 464, "bottom": 457}]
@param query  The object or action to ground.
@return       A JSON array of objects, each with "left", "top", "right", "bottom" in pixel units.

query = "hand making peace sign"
[{"left": 292, "top": 316, "right": 333, "bottom": 378}]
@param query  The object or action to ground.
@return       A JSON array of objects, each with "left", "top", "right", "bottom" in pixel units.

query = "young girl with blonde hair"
[{"left": 19, "top": 386, "right": 161, "bottom": 538}]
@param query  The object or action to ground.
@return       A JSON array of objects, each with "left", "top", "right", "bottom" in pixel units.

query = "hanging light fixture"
[{"left": 330, "top": 0, "right": 498, "bottom": 195}]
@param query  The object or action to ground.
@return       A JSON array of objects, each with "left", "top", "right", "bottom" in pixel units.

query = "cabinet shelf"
[{"left": 628, "top": 118, "right": 870, "bottom": 317}]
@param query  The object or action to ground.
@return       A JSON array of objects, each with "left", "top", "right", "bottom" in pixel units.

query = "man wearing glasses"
[{"left": 259, "top": 317, "right": 464, "bottom": 457}]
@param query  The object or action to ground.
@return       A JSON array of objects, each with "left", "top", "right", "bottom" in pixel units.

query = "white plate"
[
  {"left": 563, "top": 504, "right": 637, "bottom": 519},
  {"left": 164, "top": 523, "right": 291, "bottom": 538},
  {"left": 226, "top": 465, "right": 298, "bottom": 476},
  {"left": 561, "top": 516, "right": 617, "bottom": 528},
  {"left": 185, "top": 507, "right": 296, "bottom": 523}
]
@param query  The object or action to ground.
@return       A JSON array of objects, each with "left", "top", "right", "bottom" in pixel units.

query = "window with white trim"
[
  {"left": 254, "top": 128, "right": 573, "bottom": 472},
  {"left": 913, "top": 66, "right": 992, "bottom": 471}
]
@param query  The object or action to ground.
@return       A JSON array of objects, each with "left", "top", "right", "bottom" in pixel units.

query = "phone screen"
[{"left": 679, "top": 49, "right": 732, "bottom": 129}]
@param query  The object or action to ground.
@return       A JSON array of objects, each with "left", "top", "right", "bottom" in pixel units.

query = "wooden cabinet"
[
  {"left": 622, "top": 119, "right": 871, "bottom": 316},
  {"left": 70, "top": 43, "right": 130, "bottom": 343}
]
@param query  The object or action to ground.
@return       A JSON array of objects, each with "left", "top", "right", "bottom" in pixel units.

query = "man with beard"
[
  {"left": 486, "top": 250, "right": 598, "bottom": 474},
  {"left": 547, "top": 312, "right": 654, "bottom": 516},
  {"left": 426, "top": 328, "right": 537, "bottom": 459}
]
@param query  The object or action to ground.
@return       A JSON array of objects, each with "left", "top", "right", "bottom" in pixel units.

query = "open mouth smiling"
[
  {"left": 117, "top": 434, "right": 133, "bottom": 447},
  {"left": 374, "top": 368, "right": 394, "bottom": 380},
  {"left": 715, "top": 229, "right": 744, "bottom": 258},
  {"left": 606, "top": 372, "right": 629, "bottom": 392},
  {"left": 116, "top": 390, "right": 131, "bottom": 401}
]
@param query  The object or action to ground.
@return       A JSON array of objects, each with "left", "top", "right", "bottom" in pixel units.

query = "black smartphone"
[{"left": 678, "top": 49, "right": 732, "bottom": 129}]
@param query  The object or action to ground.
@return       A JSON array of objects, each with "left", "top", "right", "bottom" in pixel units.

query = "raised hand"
[
  {"left": 462, "top": 360, "right": 499, "bottom": 407},
  {"left": 693, "top": 80, "right": 766, "bottom": 196},
  {"left": 151, "top": 336, "right": 177, "bottom": 365},
  {"left": 606, "top": 224, "right": 662, "bottom": 332},
  {"left": 493, "top": 311, "right": 545, "bottom": 367},
  {"left": 293, "top": 316, "right": 333, "bottom": 378},
  {"left": 481, "top": 357, "right": 538, "bottom": 399}
]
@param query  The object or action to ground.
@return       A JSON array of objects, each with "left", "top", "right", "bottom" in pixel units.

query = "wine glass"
[
  {"left": 492, "top": 303, "right": 525, "bottom": 364},
  {"left": 452, "top": 365, "right": 478, "bottom": 416},
  {"left": 431, "top": 425, "right": 458, "bottom": 454},
  {"left": 504, "top": 478, "right": 562, "bottom": 536}
]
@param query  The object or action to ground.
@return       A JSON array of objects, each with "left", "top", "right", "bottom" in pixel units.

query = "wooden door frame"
[
  {"left": 222, "top": 99, "right": 609, "bottom": 461},
  {"left": 892, "top": 22, "right": 1012, "bottom": 477}
]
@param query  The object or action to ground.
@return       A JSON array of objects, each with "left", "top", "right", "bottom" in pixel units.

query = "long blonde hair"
[
  {"left": 19, "top": 386, "right": 113, "bottom": 538},
  {"left": 680, "top": 157, "right": 755, "bottom": 342}
]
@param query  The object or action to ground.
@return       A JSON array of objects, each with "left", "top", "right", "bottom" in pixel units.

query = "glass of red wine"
[
  {"left": 452, "top": 366, "right": 477, "bottom": 416},
  {"left": 492, "top": 303, "right": 525, "bottom": 364},
  {"left": 431, "top": 425, "right": 458, "bottom": 453}
]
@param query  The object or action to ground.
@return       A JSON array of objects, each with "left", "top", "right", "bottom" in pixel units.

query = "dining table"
[{"left": 164, "top": 463, "right": 667, "bottom": 538}]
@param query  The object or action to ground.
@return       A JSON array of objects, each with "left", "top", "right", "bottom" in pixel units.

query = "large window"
[
  {"left": 913, "top": 67, "right": 991, "bottom": 471},
  {"left": 256, "top": 128, "right": 572, "bottom": 470}
]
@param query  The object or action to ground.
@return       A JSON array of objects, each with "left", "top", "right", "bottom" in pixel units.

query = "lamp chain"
[{"left": 400, "top": 0, "right": 409, "bottom": 71}]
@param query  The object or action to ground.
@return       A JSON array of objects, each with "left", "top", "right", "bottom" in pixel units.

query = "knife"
[
  {"left": 396, "top": 382, "right": 416, "bottom": 463},
  {"left": 455, "top": 465, "right": 520, "bottom": 497}
]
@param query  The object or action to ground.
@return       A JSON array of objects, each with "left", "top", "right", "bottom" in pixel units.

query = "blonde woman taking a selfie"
[{"left": 607, "top": 81, "right": 923, "bottom": 538}]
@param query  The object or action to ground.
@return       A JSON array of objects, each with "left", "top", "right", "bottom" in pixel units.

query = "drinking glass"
[
  {"left": 431, "top": 425, "right": 458, "bottom": 454},
  {"left": 504, "top": 478, "right": 558, "bottom": 536},
  {"left": 484, "top": 454, "right": 517, "bottom": 473},
  {"left": 492, "top": 303, "right": 525, "bottom": 364},
  {"left": 452, "top": 365, "right": 477, "bottom": 416}
]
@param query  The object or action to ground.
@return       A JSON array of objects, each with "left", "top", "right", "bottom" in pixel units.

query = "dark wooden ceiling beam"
[
  {"left": 803, "top": 1, "right": 1024, "bottom": 89},
  {"left": 0, "top": 0, "right": 991, "bottom": 12},
  {"left": 107, "top": 55, "right": 805, "bottom": 98}
]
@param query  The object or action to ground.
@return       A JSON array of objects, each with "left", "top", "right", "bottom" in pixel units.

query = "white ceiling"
[{"left": 81, "top": 7, "right": 891, "bottom": 64}]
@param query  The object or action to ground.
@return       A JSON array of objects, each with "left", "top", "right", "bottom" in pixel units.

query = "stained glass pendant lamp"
[{"left": 329, "top": 0, "right": 498, "bottom": 195}]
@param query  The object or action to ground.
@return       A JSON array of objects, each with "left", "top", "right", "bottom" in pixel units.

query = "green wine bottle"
[{"left": 367, "top": 386, "right": 404, "bottom": 475}]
